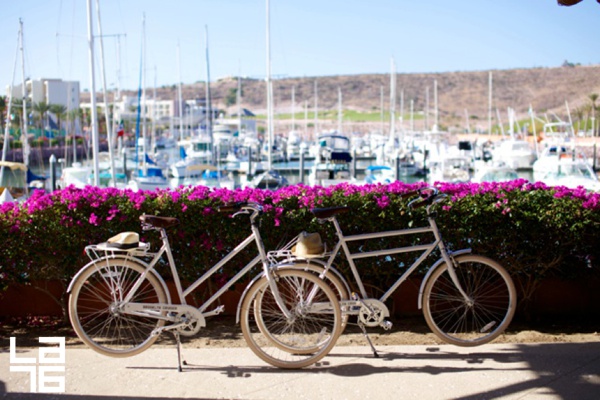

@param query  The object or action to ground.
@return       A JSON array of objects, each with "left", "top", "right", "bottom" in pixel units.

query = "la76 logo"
[{"left": 9, "top": 337, "right": 66, "bottom": 393}]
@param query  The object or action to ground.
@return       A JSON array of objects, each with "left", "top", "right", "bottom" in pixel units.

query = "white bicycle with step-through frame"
[{"left": 67, "top": 202, "right": 345, "bottom": 370}]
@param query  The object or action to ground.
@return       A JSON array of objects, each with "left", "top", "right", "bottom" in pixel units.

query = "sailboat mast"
[
  {"left": 237, "top": 68, "right": 242, "bottom": 136},
  {"left": 389, "top": 57, "right": 396, "bottom": 145},
  {"left": 141, "top": 13, "right": 147, "bottom": 174},
  {"left": 488, "top": 71, "right": 493, "bottom": 136},
  {"left": 94, "top": 0, "right": 116, "bottom": 185},
  {"left": 314, "top": 80, "right": 318, "bottom": 138},
  {"left": 337, "top": 87, "right": 342, "bottom": 133},
  {"left": 86, "top": 0, "right": 100, "bottom": 186},
  {"left": 434, "top": 79, "right": 439, "bottom": 130},
  {"left": 18, "top": 19, "right": 31, "bottom": 173},
  {"left": 152, "top": 66, "right": 157, "bottom": 153},
  {"left": 177, "top": 42, "right": 183, "bottom": 141},
  {"left": 410, "top": 99, "right": 414, "bottom": 132},
  {"left": 425, "top": 86, "right": 429, "bottom": 130},
  {"left": 380, "top": 86, "right": 384, "bottom": 129},
  {"left": 1, "top": 22, "right": 19, "bottom": 175},
  {"left": 134, "top": 16, "right": 143, "bottom": 173},
  {"left": 291, "top": 85, "right": 295, "bottom": 132},
  {"left": 205, "top": 25, "right": 214, "bottom": 164},
  {"left": 399, "top": 89, "right": 404, "bottom": 133},
  {"left": 265, "top": 0, "right": 273, "bottom": 170}
]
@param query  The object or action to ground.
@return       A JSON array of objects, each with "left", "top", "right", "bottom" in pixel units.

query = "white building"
[
  {"left": 7, "top": 78, "right": 80, "bottom": 110},
  {"left": 90, "top": 95, "right": 178, "bottom": 125}
]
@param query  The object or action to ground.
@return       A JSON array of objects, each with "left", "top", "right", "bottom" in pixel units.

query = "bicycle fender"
[
  {"left": 66, "top": 256, "right": 172, "bottom": 305},
  {"left": 417, "top": 249, "right": 471, "bottom": 310}
]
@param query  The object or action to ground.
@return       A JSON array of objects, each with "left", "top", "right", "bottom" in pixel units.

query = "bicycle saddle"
[
  {"left": 311, "top": 206, "right": 351, "bottom": 219},
  {"left": 139, "top": 215, "right": 180, "bottom": 229}
]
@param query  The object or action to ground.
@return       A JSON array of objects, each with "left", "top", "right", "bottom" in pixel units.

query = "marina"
[{"left": 2, "top": 2, "right": 600, "bottom": 201}]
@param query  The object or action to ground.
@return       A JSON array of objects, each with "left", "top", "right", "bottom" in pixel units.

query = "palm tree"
[
  {"left": 49, "top": 104, "right": 67, "bottom": 139},
  {"left": 573, "top": 107, "right": 585, "bottom": 133},
  {"left": 33, "top": 101, "right": 51, "bottom": 135}
]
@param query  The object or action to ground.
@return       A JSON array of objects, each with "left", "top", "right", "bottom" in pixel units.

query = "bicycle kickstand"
[
  {"left": 172, "top": 331, "right": 187, "bottom": 372},
  {"left": 357, "top": 322, "right": 379, "bottom": 358}
]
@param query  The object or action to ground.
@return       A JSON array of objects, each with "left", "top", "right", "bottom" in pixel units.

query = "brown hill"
[{"left": 110, "top": 65, "right": 600, "bottom": 133}]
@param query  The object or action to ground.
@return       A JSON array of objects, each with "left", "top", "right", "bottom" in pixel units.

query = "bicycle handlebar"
[
  {"left": 217, "top": 202, "right": 263, "bottom": 215},
  {"left": 406, "top": 187, "right": 447, "bottom": 210}
]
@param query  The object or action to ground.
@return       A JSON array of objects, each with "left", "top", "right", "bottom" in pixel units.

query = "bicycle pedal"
[
  {"left": 381, "top": 320, "right": 393, "bottom": 331},
  {"left": 203, "top": 305, "right": 225, "bottom": 318}
]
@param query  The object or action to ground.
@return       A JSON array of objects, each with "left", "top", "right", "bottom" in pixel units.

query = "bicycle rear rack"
[
  {"left": 266, "top": 233, "right": 329, "bottom": 264},
  {"left": 84, "top": 241, "right": 153, "bottom": 262}
]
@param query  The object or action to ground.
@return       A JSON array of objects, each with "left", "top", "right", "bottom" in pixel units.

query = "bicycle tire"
[
  {"left": 422, "top": 254, "right": 517, "bottom": 347},
  {"left": 276, "top": 262, "right": 350, "bottom": 327},
  {"left": 68, "top": 258, "right": 167, "bottom": 357},
  {"left": 255, "top": 263, "right": 349, "bottom": 354},
  {"left": 240, "top": 270, "right": 342, "bottom": 369}
]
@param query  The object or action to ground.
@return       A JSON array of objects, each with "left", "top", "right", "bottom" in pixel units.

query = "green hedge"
[{"left": 1, "top": 180, "right": 599, "bottom": 318}]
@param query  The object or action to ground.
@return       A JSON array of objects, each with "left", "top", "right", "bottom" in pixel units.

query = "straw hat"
[
  {"left": 106, "top": 232, "right": 140, "bottom": 249},
  {"left": 292, "top": 232, "right": 324, "bottom": 257}
]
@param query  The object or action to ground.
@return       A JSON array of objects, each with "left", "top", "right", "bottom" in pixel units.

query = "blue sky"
[{"left": 1, "top": 0, "right": 598, "bottom": 92}]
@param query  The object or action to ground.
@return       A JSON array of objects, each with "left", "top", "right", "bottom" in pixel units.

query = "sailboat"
[
  {"left": 308, "top": 133, "right": 353, "bottom": 186},
  {"left": 127, "top": 14, "right": 170, "bottom": 192},
  {"left": 246, "top": 0, "right": 288, "bottom": 190},
  {"left": 532, "top": 120, "right": 600, "bottom": 191},
  {"left": 58, "top": 0, "right": 130, "bottom": 189},
  {"left": 491, "top": 108, "right": 537, "bottom": 170},
  {"left": 1, "top": 19, "right": 46, "bottom": 201}
]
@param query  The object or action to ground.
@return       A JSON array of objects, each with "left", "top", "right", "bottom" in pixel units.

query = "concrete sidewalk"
[{"left": 2, "top": 342, "right": 600, "bottom": 399}]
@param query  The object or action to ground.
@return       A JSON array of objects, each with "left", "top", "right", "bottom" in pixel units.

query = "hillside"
[{"left": 111, "top": 64, "right": 600, "bottom": 133}]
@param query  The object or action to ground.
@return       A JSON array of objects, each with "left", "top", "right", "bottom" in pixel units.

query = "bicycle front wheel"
[
  {"left": 241, "top": 270, "right": 342, "bottom": 369},
  {"left": 276, "top": 262, "right": 350, "bottom": 328},
  {"left": 68, "top": 258, "right": 167, "bottom": 357},
  {"left": 422, "top": 254, "right": 516, "bottom": 347}
]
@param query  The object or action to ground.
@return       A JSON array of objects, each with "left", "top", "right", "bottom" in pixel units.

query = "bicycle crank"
[
  {"left": 174, "top": 312, "right": 203, "bottom": 336},
  {"left": 357, "top": 299, "right": 390, "bottom": 328}
]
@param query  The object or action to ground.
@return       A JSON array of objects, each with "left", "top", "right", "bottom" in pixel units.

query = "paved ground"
[{"left": 1, "top": 342, "right": 600, "bottom": 399}]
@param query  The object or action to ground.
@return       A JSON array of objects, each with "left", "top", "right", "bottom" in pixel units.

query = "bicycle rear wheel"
[
  {"left": 422, "top": 254, "right": 516, "bottom": 346},
  {"left": 241, "top": 270, "right": 342, "bottom": 369},
  {"left": 68, "top": 258, "right": 167, "bottom": 357}
]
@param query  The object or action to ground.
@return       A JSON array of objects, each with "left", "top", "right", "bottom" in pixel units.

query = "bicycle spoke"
[
  {"left": 69, "top": 259, "right": 167, "bottom": 356},
  {"left": 424, "top": 255, "right": 516, "bottom": 346},
  {"left": 241, "top": 270, "right": 342, "bottom": 369}
]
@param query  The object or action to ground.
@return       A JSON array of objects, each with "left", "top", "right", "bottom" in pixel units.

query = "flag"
[{"left": 116, "top": 121, "right": 124, "bottom": 137}]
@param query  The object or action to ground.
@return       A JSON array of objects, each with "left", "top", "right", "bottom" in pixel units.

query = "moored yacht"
[{"left": 308, "top": 133, "right": 355, "bottom": 187}]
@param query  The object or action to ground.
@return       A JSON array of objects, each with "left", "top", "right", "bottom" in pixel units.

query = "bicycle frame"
[
  {"left": 71, "top": 205, "right": 294, "bottom": 328},
  {"left": 125, "top": 227, "right": 264, "bottom": 315},
  {"left": 323, "top": 206, "right": 471, "bottom": 309}
]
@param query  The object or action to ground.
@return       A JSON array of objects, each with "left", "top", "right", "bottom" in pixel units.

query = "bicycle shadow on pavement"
[
  {"left": 174, "top": 346, "right": 521, "bottom": 377},
  {"left": 175, "top": 342, "right": 600, "bottom": 399},
  {"left": 0, "top": 382, "right": 223, "bottom": 400}
]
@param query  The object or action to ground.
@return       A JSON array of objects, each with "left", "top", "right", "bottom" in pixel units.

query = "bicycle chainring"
[
  {"left": 175, "top": 313, "right": 203, "bottom": 336},
  {"left": 358, "top": 299, "right": 390, "bottom": 327}
]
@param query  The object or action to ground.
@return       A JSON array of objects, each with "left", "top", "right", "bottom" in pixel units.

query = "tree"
[
  {"left": 49, "top": 104, "right": 67, "bottom": 138},
  {"left": 573, "top": 107, "right": 585, "bottom": 133},
  {"left": 0, "top": 96, "right": 6, "bottom": 133},
  {"left": 33, "top": 101, "right": 51, "bottom": 134},
  {"left": 225, "top": 88, "right": 238, "bottom": 108}
]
